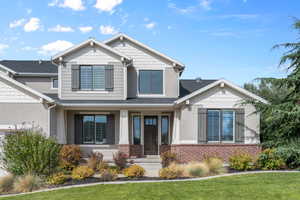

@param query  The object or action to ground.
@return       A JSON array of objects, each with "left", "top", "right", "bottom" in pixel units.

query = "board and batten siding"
[
  {"left": 107, "top": 39, "right": 179, "bottom": 98},
  {"left": 59, "top": 45, "right": 125, "bottom": 100},
  {"left": 179, "top": 85, "right": 260, "bottom": 144}
]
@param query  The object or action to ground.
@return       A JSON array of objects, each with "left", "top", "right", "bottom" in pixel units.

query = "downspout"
[{"left": 47, "top": 103, "right": 57, "bottom": 138}]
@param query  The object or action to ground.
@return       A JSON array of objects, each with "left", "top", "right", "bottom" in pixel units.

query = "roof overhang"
[
  {"left": 175, "top": 79, "right": 268, "bottom": 105},
  {"left": 0, "top": 64, "right": 17, "bottom": 75},
  {"left": 52, "top": 38, "right": 132, "bottom": 64},
  {"left": 58, "top": 103, "right": 174, "bottom": 108},
  {"left": 14, "top": 73, "right": 58, "bottom": 77},
  {"left": 104, "top": 33, "right": 185, "bottom": 70}
]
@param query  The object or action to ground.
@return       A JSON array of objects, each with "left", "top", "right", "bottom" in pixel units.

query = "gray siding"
[
  {"left": 15, "top": 77, "right": 57, "bottom": 94},
  {"left": 60, "top": 45, "right": 125, "bottom": 100},
  {"left": 108, "top": 39, "right": 179, "bottom": 98}
]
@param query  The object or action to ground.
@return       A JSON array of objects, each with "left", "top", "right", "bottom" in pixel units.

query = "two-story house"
[{"left": 0, "top": 34, "right": 267, "bottom": 162}]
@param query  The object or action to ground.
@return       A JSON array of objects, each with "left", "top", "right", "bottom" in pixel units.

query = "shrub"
[
  {"left": 256, "top": 149, "right": 285, "bottom": 170},
  {"left": 1, "top": 129, "right": 61, "bottom": 176},
  {"left": 159, "top": 163, "right": 183, "bottom": 179},
  {"left": 97, "top": 161, "right": 109, "bottom": 173},
  {"left": 47, "top": 172, "right": 67, "bottom": 185},
  {"left": 113, "top": 151, "right": 129, "bottom": 170},
  {"left": 13, "top": 174, "right": 42, "bottom": 193},
  {"left": 0, "top": 174, "right": 14, "bottom": 193},
  {"left": 184, "top": 162, "right": 209, "bottom": 177},
  {"left": 160, "top": 151, "right": 178, "bottom": 168},
  {"left": 87, "top": 152, "right": 103, "bottom": 171},
  {"left": 101, "top": 169, "right": 118, "bottom": 181},
  {"left": 71, "top": 166, "right": 94, "bottom": 180},
  {"left": 205, "top": 157, "right": 226, "bottom": 175},
  {"left": 229, "top": 152, "right": 254, "bottom": 171},
  {"left": 59, "top": 145, "right": 82, "bottom": 170},
  {"left": 275, "top": 147, "right": 300, "bottom": 169},
  {"left": 123, "top": 164, "right": 145, "bottom": 178}
]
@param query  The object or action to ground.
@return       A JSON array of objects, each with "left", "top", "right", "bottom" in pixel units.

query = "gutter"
[{"left": 58, "top": 103, "right": 174, "bottom": 108}]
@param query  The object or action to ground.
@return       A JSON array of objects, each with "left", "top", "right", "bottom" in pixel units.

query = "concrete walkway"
[{"left": 1, "top": 171, "right": 299, "bottom": 198}]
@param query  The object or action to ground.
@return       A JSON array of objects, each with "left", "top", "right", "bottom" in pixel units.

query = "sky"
[{"left": 0, "top": 0, "right": 299, "bottom": 85}]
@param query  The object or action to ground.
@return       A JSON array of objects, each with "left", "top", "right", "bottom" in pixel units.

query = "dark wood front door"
[{"left": 144, "top": 116, "right": 158, "bottom": 155}]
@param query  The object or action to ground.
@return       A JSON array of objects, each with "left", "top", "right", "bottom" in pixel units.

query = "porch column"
[
  {"left": 119, "top": 110, "right": 129, "bottom": 144},
  {"left": 172, "top": 109, "right": 181, "bottom": 144},
  {"left": 56, "top": 107, "right": 67, "bottom": 144}
]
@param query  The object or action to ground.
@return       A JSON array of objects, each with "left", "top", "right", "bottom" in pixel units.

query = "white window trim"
[
  {"left": 136, "top": 69, "right": 166, "bottom": 97},
  {"left": 51, "top": 77, "right": 58, "bottom": 90}
]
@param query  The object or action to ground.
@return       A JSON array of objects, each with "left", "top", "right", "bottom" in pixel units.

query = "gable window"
[
  {"left": 139, "top": 70, "right": 163, "bottom": 94},
  {"left": 52, "top": 78, "right": 58, "bottom": 89},
  {"left": 80, "top": 65, "right": 105, "bottom": 90},
  {"left": 207, "top": 110, "right": 235, "bottom": 142}
]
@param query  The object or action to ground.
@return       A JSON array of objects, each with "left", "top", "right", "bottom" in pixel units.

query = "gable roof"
[
  {"left": 175, "top": 79, "right": 268, "bottom": 104},
  {"left": 0, "top": 60, "right": 57, "bottom": 75},
  {"left": 104, "top": 33, "right": 185, "bottom": 69},
  {"left": 179, "top": 79, "right": 217, "bottom": 98},
  {"left": 52, "top": 38, "right": 131, "bottom": 63},
  {"left": 0, "top": 73, "right": 54, "bottom": 103}
]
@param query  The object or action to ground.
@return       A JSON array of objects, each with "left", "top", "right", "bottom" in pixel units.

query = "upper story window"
[
  {"left": 139, "top": 70, "right": 163, "bottom": 95},
  {"left": 52, "top": 78, "right": 58, "bottom": 89},
  {"left": 80, "top": 65, "right": 105, "bottom": 90}
]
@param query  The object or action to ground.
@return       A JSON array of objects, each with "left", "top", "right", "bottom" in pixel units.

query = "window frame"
[
  {"left": 79, "top": 65, "right": 106, "bottom": 91},
  {"left": 207, "top": 109, "right": 235, "bottom": 143},
  {"left": 82, "top": 114, "right": 108, "bottom": 145},
  {"left": 161, "top": 115, "right": 170, "bottom": 145},
  {"left": 51, "top": 77, "right": 58, "bottom": 89},
  {"left": 137, "top": 69, "right": 165, "bottom": 96},
  {"left": 132, "top": 115, "right": 142, "bottom": 145}
]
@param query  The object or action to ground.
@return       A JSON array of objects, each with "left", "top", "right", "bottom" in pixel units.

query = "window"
[
  {"left": 161, "top": 116, "right": 169, "bottom": 145},
  {"left": 133, "top": 116, "right": 141, "bottom": 145},
  {"left": 52, "top": 78, "right": 58, "bottom": 89},
  {"left": 207, "top": 110, "right": 235, "bottom": 142},
  {"left": 139, "top": 70, "right": 163, "bottom": 94},
  {"left": 80, "top": 65, "right": 105, "bottom": 90},
  {"left": 83, "top": 115, "right": 107, "bottom": 144}
]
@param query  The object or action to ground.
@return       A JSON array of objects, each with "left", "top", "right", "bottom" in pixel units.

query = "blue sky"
[{"left": 0, "top": 0, "right": 299, "bottom": 85}]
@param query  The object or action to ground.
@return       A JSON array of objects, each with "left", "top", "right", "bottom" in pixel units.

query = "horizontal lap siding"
[
  {"left": 15, "top": 77, "right": 57, "bottom": 94},
  {"left": 60, "top": 46, "right": 124, "bottom": 100}
]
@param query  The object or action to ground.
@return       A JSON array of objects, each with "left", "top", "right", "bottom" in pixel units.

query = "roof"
[
  {"left": 179, "top": 79, "right": 217, "bottom": 98},
  {"left": 104, "top": 33, "right": 185, "bottom": 69},
  {"left": 0, "top": 60, "right": 57, "bottom": 75},
  {"left": 52, "top": 38, "right": 131, "bottom": 63}
]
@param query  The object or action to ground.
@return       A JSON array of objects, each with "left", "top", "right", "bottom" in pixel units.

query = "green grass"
[{"left": 2, "top": 173, "right": 300, "bottom": 200}]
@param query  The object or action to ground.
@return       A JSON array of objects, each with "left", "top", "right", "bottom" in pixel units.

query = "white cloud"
[
  {"left": 38, "top": 40, "right": 73, "bottom": 55},
  {"left": 24, "top": 17, "right": 41, "bottom": 32},
  {"left": 145, "top": 22, "right": 156, "bottom": 29},
  {"left": 99, "top": 25, "right": 117, "bottom": 35},
  {"left": 48, "top": 25, "right": 74, "bottom": 32},
  {"left": 26, "top": 9, "right": 32, "bottom": 14},
  {"left": 0, "top": 44, "right": 9, "bottom": 52},
  {"left": 21, "top": 46, "right": 37, "bottom": 51},
  {"left": 94, "top": 0, "right": 123, "bottom": 12},
  {"left": 79, "top": 26, "right": 93, "bottom": 33},
  {"left": 168, "top": 3, "right": 195, "bottom": 14},
  {"left": 9, "top": 18, "right": 26, "bottom": 28},
  {"left": 49, "top": 0, "right": 85, "bottom": 11},
  {"left": 199, "top": 0, "right": 212, "bottom": 10}
]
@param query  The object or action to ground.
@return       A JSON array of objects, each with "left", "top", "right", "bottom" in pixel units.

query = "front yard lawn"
[{"left": 2, "top": 173, "right": 300, "bottom": 200}]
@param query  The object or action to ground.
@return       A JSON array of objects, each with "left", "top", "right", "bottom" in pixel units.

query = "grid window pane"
[
  {"left": 151, "top": 71, "right": 163, "bottom": 94},
  {"left": 93, "top": 66, "right": 105, "bottom": 89},
  {"left": 133, "top": 116, "right": 141, "bottom": 145},
  {"left": 80, "top": 66, "right": 93, "bottom": 90},
  {"left": 161, "top": 116, "right": 169, "bottom": 145},
  {"left": 207, "top": 110, "right": 220, "bottom": 141},
  {"left": 222, "top": 111, "right": 234, "bottom": 141},
  {"left": 139, "top": 71, "right": 152, "bottom": 94},
  {"left": 52, "top": 78, "right": 58, "bottom": 88},
  {"left": 95, "top": 115, "right": 107, "bottom": 144},
  {"left": 83, "top": 116, "right": 95, "bottom": 144}
]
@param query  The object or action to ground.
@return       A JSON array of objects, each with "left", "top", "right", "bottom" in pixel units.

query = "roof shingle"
[{"left": 0, "top": 60, "right": 57, "bottom": 74}]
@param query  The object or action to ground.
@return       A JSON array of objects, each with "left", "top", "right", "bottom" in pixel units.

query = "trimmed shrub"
[
  {"left": 1, "top": 129, "right": 61, "bottom": 176},
  {"left": 256, "top": 149, "right": 285, "bottom": 170},
  {"left": 97, "top": 161, "right": 109, "bottom": 173},
  {"left": 275, "top": 147, "right": 300, "bottom": 169},
  {"left": 47, "top": 172, "right": 67, "bottom": 185},
  {"left": 205, "top": 157, "right": 226, "bottom": 175},
  {"left": 13, "top": 174, "right": 42, "bottom": 193},
  {"left": 229, "top": 152, "right": 254, "bottom": 171},
  {"left": 101, "top": 169, "right": 118, "bottom": 181},
  {"left": 160, "top": 151, "right": 178, "bottom": 168},
  {"left": 0, "top": 174, "right": 14, "bottom": 193},
  {"left": 123, "top": 164, "right": 145, "bottom": 178},
  {"left": 71, "top": 166, "right": 94, "bottom": 180},
  {"left": 184, "top": 162, "right": 209, "bottom": 177},
  {"left": 159, "top": 163, "right": 183, "bottom": 179},
  {"left": 59, "top": 145, "right": 82, "bottom": 170},
  {"left": 113, "top": 151, "right": 129, "bottom": 170},
  {"left": 87, "top": 152, "right": 103, "bottom": 171}
]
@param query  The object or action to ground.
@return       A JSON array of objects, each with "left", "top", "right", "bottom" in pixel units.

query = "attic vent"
[{"left": 195, "top": 77, "right": 202, "bottom": 83}]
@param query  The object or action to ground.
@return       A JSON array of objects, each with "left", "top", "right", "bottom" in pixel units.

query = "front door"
[{"left": 144, "top": 116, "right": 158, "bottom": 155}]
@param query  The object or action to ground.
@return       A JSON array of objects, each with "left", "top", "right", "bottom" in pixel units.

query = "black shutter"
[
  {"left": 106, "top": 114, "right": 115, "bottom": 144},
  {"left": 71, "top": 65, "right": 80, "bottom": 90},
  {"left": 75, "top": 115, "right": 83, "bottom": 144},
  {"left": 235, "top": 109, "right": 245, "bottom": 143},
  {"left": 198, "top": 108, "right": 207, "bottom": 144},
  {"left": 105, "top": 65, "right": 114, "bottom": 91}
]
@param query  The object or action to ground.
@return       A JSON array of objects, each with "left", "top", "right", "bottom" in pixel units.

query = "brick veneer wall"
[
  {"left": 118, "top": 145, "right": 143, "bottom": 158},
  {"left": 169, "top": 144, "right": 261, "bottom": 163}
]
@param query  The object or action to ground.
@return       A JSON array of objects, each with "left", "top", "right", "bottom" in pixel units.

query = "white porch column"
[
  {"left": 119, "top": 110, "right": 129, "bottom": 144},
  {"left": 172, "top": 109, "right": 181, "bottom": 144},
  {"left": 56, "top": 107, "right": 67, "bottom": 144}
]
